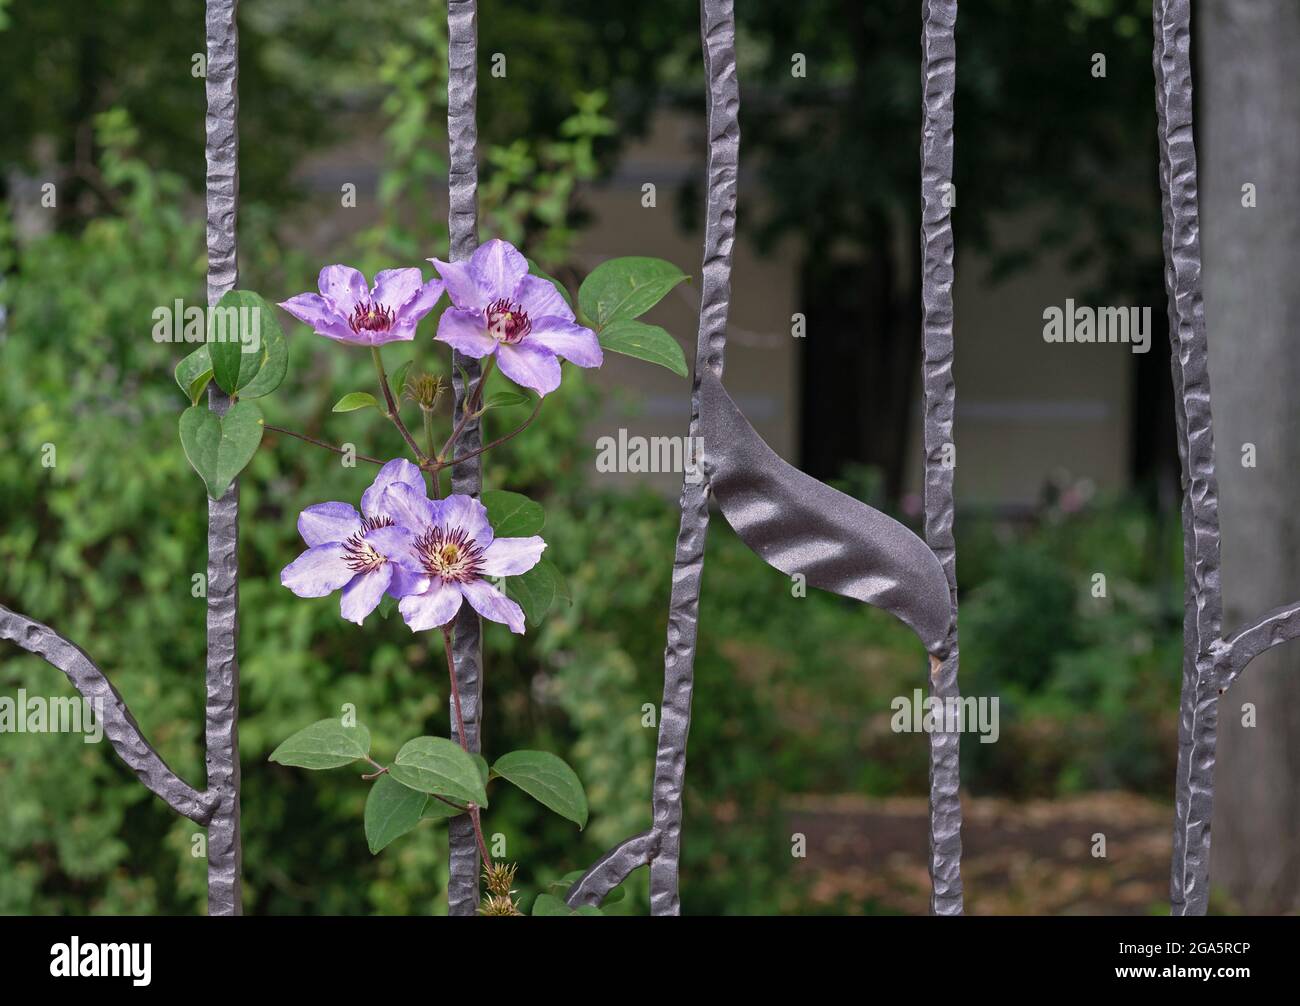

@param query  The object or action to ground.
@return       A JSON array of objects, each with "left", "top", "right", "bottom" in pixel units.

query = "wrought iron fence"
[{"left": 0, "top": 0, "right": 1291, "bottom": 917}]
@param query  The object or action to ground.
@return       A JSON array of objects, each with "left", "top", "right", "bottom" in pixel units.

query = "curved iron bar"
[
  {"left": 919, "top": 0, "right": 964, "bottom": 916},
  {"left": 1218, "top": 600, "right": 1300, "bottom": 692},
  {"left": 565, "top": 831, "right": 660, "bottom": 907},
  {"left": 445, "top": 0, "right": 487, "bottom": 916},
  {"left": 0, "top": 605, "right": 215, "bottom": 824}
]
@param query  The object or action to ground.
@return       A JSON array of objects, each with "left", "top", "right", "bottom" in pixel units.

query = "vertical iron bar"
[
  {"left": 203, "top": 0, "right": 243, "bottom": 917},
  {"left": 1152, "top": 0, "right": 1224, "bottom": 917},
  {"left": 445, "top": 0, "right": 485, "bottom": 916},
  {"left": 647, "top": 0, "right": 740, "bottom": 916},
  {"left": 919, "top": 0, "right": 963, "bottom": 917}
]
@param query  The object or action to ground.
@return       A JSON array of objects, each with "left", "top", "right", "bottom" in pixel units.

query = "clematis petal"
[
  {"left": 527, "top": 317, "right": 603, "bottom": 368},
  {"left": 281, "top": 544, "right": 354, "bottom": 598},
  {"left": 514, "top": 274, "right": 575, "bottom": 322},
  {"left": 363, "top": 525, "right": 416, "bottom": 565},
  {"left": 278, "top": 293, "right": 356, "bottom": 342},
  {"left": 397, "top": 277, "right": 446, "bottom": 325},
  {"left": 435, "top": 308, "right": 497, "bottom": 358},
  {"left": 461, "top": 578, "right": 526, "bottom": 634},
  {"left": 429, "top": 258, "right": 486, "bottom": 311},
  {"left": 371, "top": 268, "right": 425, "bottom": 309},
  {"left": 297, "top": 501, "right": 362, "bottom": 547},
  {"left": 340, "top": 565, "right": 393, "bottom": 625},
  {"left": 399, "top": 580, "right": 465, "bottom": 631},
  {"left": 317, "top": 265, "right": 369, "bottom": 314},
  {"left": 496, "top": 341, "right": 562, "bottom": 396},
  {"left": 380, "top": 481, "right": 437, "bottom": 533},
  {"left": 388, "top": 565, "right": 431, "bottom": 598},
  {"left": 470, "top": 239, "right": 529, "bottom": 301},
  {"left": 437, "top": 493, "right": 493, "bottom": 546},
  {"left": 362, "top": 458, "right": 425, "bottom": 517},
  {"left": 480, "top": 536, "right": 546, "bottom": 577}
]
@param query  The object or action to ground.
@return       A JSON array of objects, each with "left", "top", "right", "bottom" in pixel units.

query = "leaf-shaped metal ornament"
[{"left": 699, "top": 370, "right": 952, "bottom": 656}]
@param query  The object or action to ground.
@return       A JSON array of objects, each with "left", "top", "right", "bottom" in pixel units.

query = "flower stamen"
[
  {"left": 342, "top": 514, "right": 395, "bottom": 573},
  {"left": 414, "top": 525, "right": 485, "bottom": 583},
  {"left": 348, "top": 300, "right": 395, "bottom": 334},
  {"left": 486, "top": 298, "right": 531, "bottom": 345}
]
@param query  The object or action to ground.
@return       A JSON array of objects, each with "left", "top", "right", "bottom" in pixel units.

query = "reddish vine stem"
[
  {"left": 371, "top": 346, "right": 429, "bottom": 462},
  {"left": 442, "top": 626, "right": 493, "bottom": 871},
  {"left": 263, "top": 424, "right": 385, "bottom": 465},
  {"left": 423, "top": 396, "right": 543, "bottom": 474},
  {"left": 439, "top": 357, "right": 496, "bottom": 462}
]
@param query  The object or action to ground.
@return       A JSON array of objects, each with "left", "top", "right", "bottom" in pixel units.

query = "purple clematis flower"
[
  {"left": 279, "top": 265, "right": 445, "bottom": 347},
  {"left": 429, "top": 238, "right": 602, "bottom": 396},
  {"left": 378, "top": 485, "right": 545, "bottom": 635},
  {"left": 281, "top": 459, "right": 430, "bottom": 624}
]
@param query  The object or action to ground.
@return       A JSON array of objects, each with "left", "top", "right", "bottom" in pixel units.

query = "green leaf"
[
  {"left": 531, "top": 893, "right": 572, "bottom": 916},
  {"left": 174, "top": 345, "right": 213, "bottom": 405},
  {"left": 389, "top": 736, "right": 488, "bottom": 806},
  {"left": 332, "top": 391, "right": 382, "bottom": 414},
  {"left": 481, "top": 391, "right": 529, "bottom": 412},
  {"left": 377, "top": 594, "right": 397, "bottom": 620},
  {"left": 235, "top": 298, "right": 288, "bottom": 399},
  {"left": 390, "top": 359, "right": 415, "bottom": 398},
  {"left": 598, "top": 319, "right": 688, "bottom": 378},
  {"left": 505, "top": 561, "right": 557, "bottom": 626},
  {"left": 415, "top": 756, "right": 482, "bottom": 822},
  {"left": 178, "top": 400, "right": 264, "bottom": 500},
  {"left": 421, "top": 797, "right": 467, "bottom": 822},
  {"left": 527, "top": 258, "right": 573, "bottom": 309},
  {"left": 578, "top": 257, "right": 687, "bottom": 328},
  {"left": 365, "top": 774, "right": 428, "bottom": 854},
  {"left": 269, "top": 718, "right": 371, "bottom": 770},
  {"left": 208, "top": 290, "right": 283, "bottom": 395},
  {"left": 481, "top": 489, "right": 545, "bottom": 537},
  {"left": 543, "top": 558, "right": 571, "bottom": 606},
  {"left": 492, "top": 750, "right": 588, "bottom": 829}
]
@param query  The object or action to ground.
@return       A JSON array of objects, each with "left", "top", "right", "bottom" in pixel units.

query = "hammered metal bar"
[
  {"left": 639, "top": 0, "right": 741, "bottom": 917},
  {"left": 203, "top": 0, "right": 244, "bottom": 917},
  {"left": 0, "top": 605, "right": 214, "bottom": 823},
  {"left": 919, "top": 0, "right": 964, "bottom": 917},
  {"left": 445, "top": 0, "right": 486, "bottom": 917}
]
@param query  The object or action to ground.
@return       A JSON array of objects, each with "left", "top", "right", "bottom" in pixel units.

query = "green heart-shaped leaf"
[
  {"left": 505, "top": 560, "right": 558, "bottom": 626},
  {"left": 269, "top": 718, "right": 371, "bottom": 770},
  {"left": 208, "top": 290, "right": 286, "bottom": 396},
  {"left": 389, "top": 736, "right": 488, "bottom": 806},
  {"left": 492, "top": 750, "right": 588, "bottom": 829},
  {"left": 364, "top": 773, "right": 428, "bottom": 854},
  {"left": 174, "top": 345, "right": 214, "bottom": 405},
  {"left": 598, "top": 318, "right": 688, "bottom": 377},
  {"left": 178, "top": 400, "right": 264, "bottom": 500},
  {"left": 578, "top": 257, "right": 687, "bottom": 328},
  {"left": 482, "top": 490, "right": 544, "bottom": 537}
]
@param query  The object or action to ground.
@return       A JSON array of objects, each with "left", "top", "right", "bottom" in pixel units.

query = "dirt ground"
[{"left": 787, "top": 791, "right": 1172, "bottom": 915}]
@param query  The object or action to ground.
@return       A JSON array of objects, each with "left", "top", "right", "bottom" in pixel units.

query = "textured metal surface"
[
  {"left": 445, "top": 0, "right": 486, "bottom": 917},
  {"left": 1155, "top": 2, "right": 1300, "bottom": 908},
  {"left": 701, "top": 371, "right": 951, "bottom": 653},
  {"left": 1153, "top": 0, "right": 1224, "bottom": 918},
  {"left": 203, "top": 0, "right": 244, "bottom": 917},
  {"left": 0, "top": 604, "right": 214, "bottom": 823},
  {"left": 919, "top": 0, "right": 964, "bottom": 917},
  {"left": 565, "top": 831, "right": 659, "bottom": 907},
  {"left": 566, "top": 0, "right": 739, "bottom": 915},
  {"left": 645, "top": 0, "right": 739, "bottom": 917}
]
